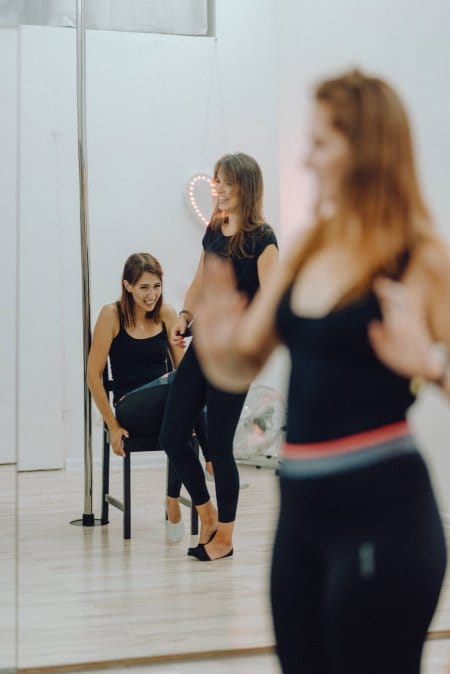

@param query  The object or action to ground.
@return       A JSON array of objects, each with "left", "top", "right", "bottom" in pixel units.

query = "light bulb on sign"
[{"left": 186, "top": 174, "right": 215, "bottom": 227}]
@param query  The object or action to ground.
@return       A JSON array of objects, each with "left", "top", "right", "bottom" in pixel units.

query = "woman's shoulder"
[
  {"left": 99, "top": 302, "right": 120, "bottom": 324},
  {"left": 247, "top": 223, "right": 278, "bottom": 249},
  {"left": 412, "top": 234, "right": 450, "bottom": 279},
  {"left": 260, "top": 222, "right": 276, "bottom": 234},
  {"left": 405, "top": 234, "right": 450, "bottom": 303},
  {"left": 93, "top": 303, "right": 121, "bottom": 340},
  {"left": 252, "top": 222, "right": 276, "bottom": 237},
  {"left": 202, "top": 223, "right": 220, "bottom": 243}
]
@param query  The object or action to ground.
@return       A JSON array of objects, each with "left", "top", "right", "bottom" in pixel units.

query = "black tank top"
[
  {"left": 202, "top": 224, "right": 278, "bottom": 301},
  {"left": 276, "top": 288, "right": 416, "bottom": 443},
  {"left": 109, "top": 307, "right": 169, "bottom": 402}
]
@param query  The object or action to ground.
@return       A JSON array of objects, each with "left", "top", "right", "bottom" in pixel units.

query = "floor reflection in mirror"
[
  {"left": 16, "top": 460, "right": 449, "bottom": 671},
  {"left": 17, "top": 462, "right": 278, "bottom": 669}
]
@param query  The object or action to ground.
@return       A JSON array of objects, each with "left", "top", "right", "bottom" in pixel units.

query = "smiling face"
[
  {"left": 306, "top": 102, "right": 352, "bottom": 205},
  {"left": 213, "top": 168, "right": 241, "bottom": 216},
  {"left": 123, "top": 272, "right": 162, "bottom": 314}
]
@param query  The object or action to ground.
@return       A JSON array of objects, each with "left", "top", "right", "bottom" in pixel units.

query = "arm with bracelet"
[{"left": 178, "top": 308, "right": 194, "bottom": 336}]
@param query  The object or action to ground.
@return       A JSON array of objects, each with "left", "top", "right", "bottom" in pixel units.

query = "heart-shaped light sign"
[{"left": 186, "top": 174, "right": 215, "bottom": 227}]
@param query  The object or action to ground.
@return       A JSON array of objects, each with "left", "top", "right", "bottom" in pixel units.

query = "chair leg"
[
  {"left": 123, "top": 452, "right": 131, "bottom": 539},
  {"left": 101, "top": 424, "right": 110, "bottom": 525}
]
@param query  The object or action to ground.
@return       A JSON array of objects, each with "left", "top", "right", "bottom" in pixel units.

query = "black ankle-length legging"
[
  {"left": 115, "top": 373, "right": 209, "bottom": 498},
  {"left": 270, "top": 450, "right": 447, "bottom": 674},
  {"left": 159, "top": 343, "right": 247, "bottom": 523}
]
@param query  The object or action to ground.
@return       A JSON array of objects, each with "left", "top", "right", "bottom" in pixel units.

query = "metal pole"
[{"left": 71, "top": 0, "right": 96, "bottom": 526}]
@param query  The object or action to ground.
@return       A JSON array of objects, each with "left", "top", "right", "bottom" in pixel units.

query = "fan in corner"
[{"left": 234, "top": 384, "right": 286, "bottom": 468}]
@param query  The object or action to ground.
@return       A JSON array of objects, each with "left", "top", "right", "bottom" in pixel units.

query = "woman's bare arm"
[
  {"left": 160, "top": 303, "right": 186, "bottom": 368},
  {"left": 257, "top": 243, "right": 279, "bottom": 290},
  {"left": 170, "top": 251, "right": 205, "bottom": 347},
  {"left": 87, "top": 304, "right": 128, "bottom": 456}
]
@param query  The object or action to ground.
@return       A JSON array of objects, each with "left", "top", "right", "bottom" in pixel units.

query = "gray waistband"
[{"left": 280, "top": 435, "right": 417, "bottom": 479}]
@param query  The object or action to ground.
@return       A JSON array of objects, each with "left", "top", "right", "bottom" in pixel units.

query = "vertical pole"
[{"left": 76, "top": 0, "right": 94, "bottom": 525}]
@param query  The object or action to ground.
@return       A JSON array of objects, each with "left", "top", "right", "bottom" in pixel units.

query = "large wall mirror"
[
  {"left": 9, "top": 0, "right": 450, "bottom": 671},
  {"left": 14, "top": 0, "right": 282, "bottom": 669}
]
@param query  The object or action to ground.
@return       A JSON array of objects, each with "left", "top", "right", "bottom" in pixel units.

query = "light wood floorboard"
[
  {"left": 17, "top": 463, "right": 277, "bottom": 668},
  {"left": 15, "top": 461, "right": 450, "bottom": 670},
  {"left": 16, "top": 641, "right": 450, "bottom": 674}
]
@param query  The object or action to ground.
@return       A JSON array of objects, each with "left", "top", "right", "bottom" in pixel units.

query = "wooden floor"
[
  {"left": 4, "top": 459, "right": 450, "bottom": 671},
  {"left": 23, "top": 644, "right": 450, "bottom": 674},
  {"left": 16, "top": 462, "right": 278, "bottom": 669}
]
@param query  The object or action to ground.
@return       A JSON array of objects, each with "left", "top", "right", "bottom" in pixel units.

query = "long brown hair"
[
  {"left": 210, "top": 153, "right": 266, "bottom": 258},
  {"left": 119, "top": 253, "right": 163, "bottom": 327},
  {"left": 290, "top": 69, "right": 433, "bottom": 299}
]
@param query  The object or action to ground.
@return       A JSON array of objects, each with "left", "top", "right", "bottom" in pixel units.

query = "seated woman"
[{"left": 87, "top": 252, "right": 210, "bottom": 544}]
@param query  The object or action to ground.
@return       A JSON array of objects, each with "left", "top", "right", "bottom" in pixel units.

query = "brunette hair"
[
  {"left": 290, "top": 69, "right": 433, "bottom": 300},
  {"left": 119, "top": 253, "right": 163, "bottom": 327},
  {"left": 210, "top": 152, "right": 266, "bottom": 258}
]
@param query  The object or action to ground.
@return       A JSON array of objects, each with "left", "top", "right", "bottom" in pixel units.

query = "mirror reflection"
[
  {"left": 14, "top": 0, "right": 450, "bottom": 670},
  {"left": 0, "top": 5, "right": 18, "bottom": 671}
]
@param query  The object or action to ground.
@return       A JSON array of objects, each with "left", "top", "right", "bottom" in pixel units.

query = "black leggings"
[
  {"left": 271, "top": 451, "right": 447, "bottom": 674},
  {"left": 159, "top": 343, "right": 247, "bottom": 523},
  {"left": 115, "top": 372, "right": 209, "bottom": 498}
]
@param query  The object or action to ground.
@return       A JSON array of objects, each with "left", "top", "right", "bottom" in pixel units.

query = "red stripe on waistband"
[{"left": 283, "top": 421, "right": 410, "bottom": 459}]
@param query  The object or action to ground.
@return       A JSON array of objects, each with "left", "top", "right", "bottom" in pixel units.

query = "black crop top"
[
  {"left": 109, "top": 310, "right": 169, "bottom": 403},
  {"left": 276, "top": 288, "right": 416, "bottom": 443},
  {"left": 202, "top": 224, "right": 278, "bottom": 301}
]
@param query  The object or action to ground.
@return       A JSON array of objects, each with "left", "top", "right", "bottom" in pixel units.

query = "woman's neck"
[
  {"left": 221, "top": 212, "right": 240, "bottom": 236},
  {"left": 134, "top": 307, "right": 148, "bottom": 324}
]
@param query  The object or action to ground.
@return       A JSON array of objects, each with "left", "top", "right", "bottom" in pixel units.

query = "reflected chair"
[{"left": 100, "top": 365, "right": 199, "bottom": 540}]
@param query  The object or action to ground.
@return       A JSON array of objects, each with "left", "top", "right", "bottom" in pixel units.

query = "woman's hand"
[
  {"left": 109, "top": 425, "right": 129, "bottom": 457},
  {"left": 368, "top": 277, "right": 445, "bottom": 381},
  {"left": 169, "top": 316, "right": 188, "bottom": 348}
]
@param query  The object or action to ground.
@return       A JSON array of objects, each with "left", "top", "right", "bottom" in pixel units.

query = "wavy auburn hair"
[
  {"left": 119, "top": 253, "right": 163, "bottom": 327},
  {"left": 290, "top": 69, "right": 433, "bottom": 299},
  {"left": 210, "top": 153, "right": 266, "bottom": 258}
]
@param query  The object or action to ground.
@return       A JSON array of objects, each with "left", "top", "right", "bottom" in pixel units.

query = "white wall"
[
  {"left": 276, "top": 0, "right": 450, "bottom": 519},
  {"left": 17, "top": 1, "right": 279, "bottom": 472},
  {"left": 0, "top": 27, "right": 18, "bottom": 464},
  {"left": 278, "top": 0, "right": 450, "bottom": 238}
]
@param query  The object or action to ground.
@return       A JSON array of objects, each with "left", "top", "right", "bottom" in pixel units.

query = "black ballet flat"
[
  {"left": 191, "top": 545, "right": 233, "bottom": 562},
  {"left": 187, "top": 543, "right": 204, "bottom": 557},
  {"left": 187, "top": 530, "right": 217, "bottom": 556}
]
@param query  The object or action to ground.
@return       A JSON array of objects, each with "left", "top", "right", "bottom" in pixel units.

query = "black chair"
[{"left": 100, "top": 366, "right": 199, "bottom": 540}]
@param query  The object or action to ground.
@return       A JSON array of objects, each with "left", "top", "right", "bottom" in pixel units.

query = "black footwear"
[
  {"left": 191, "top": 545, "right": 233, "bottom": 562},
  {"left": 187, "top": 543, "right": 204, "bottom": 557},
  {"left": 187, "top": 530, "right": 217, "bottom": 556}
]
